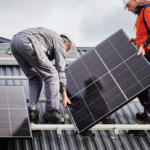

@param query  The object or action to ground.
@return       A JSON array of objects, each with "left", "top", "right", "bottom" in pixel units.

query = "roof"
[
  {"left": 0, "top": 47, "right": 150, "bottom": 150},
  {"left": 0, "top": 37, "right": 11, "bottom": 43},
  {"left": 77, "top": 47, "right": 93, "bottom": 57}
]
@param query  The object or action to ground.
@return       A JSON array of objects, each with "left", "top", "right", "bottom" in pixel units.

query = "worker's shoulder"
[
  {"left": 38, "top": 27, "right": 60, "bottom": 38},
  {"left": 144, "top": 6, "right": 150, "bottom": 13},
  {"left": 38, "top": 27, "right": 63, "bottom": 44}
]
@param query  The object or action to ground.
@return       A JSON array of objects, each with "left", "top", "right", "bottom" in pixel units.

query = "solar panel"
[
  {"left": 0, "top": 43, "right": 18, "bottom": 65},
  {"left": 66, "top": 29, "right": 150, "bottom": 133},
  {"left": 0, "top": 86, "right": 32, "bottom": 138}
]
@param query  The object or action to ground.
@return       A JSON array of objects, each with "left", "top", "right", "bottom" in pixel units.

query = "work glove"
[{"left": 5, "top": 48, "right": 12, "bottom": 55}]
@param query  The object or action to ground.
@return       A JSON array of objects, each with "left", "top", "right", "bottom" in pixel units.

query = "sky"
[{"left": 0, "top": 0, "right": 137, "bottom": 47}]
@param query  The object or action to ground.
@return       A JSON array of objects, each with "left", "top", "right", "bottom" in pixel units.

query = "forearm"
[
  {"left": 61, "top": 91, "right": 71, "bottom": 108},
  {"left": 59, "top": 71, "right": 67, "bottom": 92},
  {"left": 61, "top": 91, "right": 67, "bottom": 98}
]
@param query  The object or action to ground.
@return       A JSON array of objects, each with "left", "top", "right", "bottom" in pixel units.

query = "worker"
[
  {"left": 123, "top": 0, "right": 150, "bottom": 124},
  {"left": 10, "top": 27, "right": 72, "bottom": 122}
]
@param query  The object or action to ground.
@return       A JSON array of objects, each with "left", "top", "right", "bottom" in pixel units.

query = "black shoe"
[
  {"left": 101, "top": 117, "right": 116, "bottom": 124},
  {"left": 139, "top": 120, "right": 150, "bottom": 124},
  {"left": 128, "top": 121, "right": 149, "bottom": 136},
  {"left": 43, "top": 110, "right": 69, "bottom": 121},
  {"left": 136, "top": 112, "right": 145, "bottom": 120},
  {"left": 128, "top": 130, "right": 147, "bottom": 136},
  {"left": 29, "top": 108, "right": 40, "bottom": 120}
]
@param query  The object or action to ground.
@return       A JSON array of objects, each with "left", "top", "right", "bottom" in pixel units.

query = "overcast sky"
[{"left": 0, "top": 0, "right": 137, "bottom": 47}]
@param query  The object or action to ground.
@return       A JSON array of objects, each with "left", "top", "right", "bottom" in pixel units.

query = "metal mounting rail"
[
  {"left": 31, "top": 124, "right": 150, "bottom": 130},
  {"left": 0, "top": 58, "right": 76, "bottom": 64},
  {"left": 0, "top": 76, "right": 140, "bottom": 103},
  {"left": 0, "top": 76, "right": 28, "bottom": 80},
  {"left": 31, "top": 124, "right": 150, "bottom": 139},
  {"left": 0, "top": 58, "right": 16, "bottom": 61},
  {"left": 26, "top": 98, "right": 139, "bottom": 103},
  {"left": 26, "top": 98, "right": 63, "bottom": 103}
]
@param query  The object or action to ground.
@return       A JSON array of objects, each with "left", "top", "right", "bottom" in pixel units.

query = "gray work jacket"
[{"left": 17, "top": 27, "right": 67, "bottom": 93}]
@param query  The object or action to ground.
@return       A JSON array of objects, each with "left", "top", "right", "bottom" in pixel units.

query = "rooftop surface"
[{"left": 0, "top": 48, "right": 149, "bottom": 150}]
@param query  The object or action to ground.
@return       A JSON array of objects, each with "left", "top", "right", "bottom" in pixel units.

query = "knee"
[
  {"left": 44, "top": 72, "right": 59, "bottom": 84},
  {"left": 29, "top": 76, "right": 42, "bottom": 85}
]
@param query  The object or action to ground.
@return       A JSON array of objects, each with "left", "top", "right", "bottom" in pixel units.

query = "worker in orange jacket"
[{"left": 123, "top": 0, "right": 150, "bottom": 124}]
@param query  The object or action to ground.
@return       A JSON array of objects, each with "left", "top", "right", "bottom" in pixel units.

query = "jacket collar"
[{"left": 134, "top": 6, "right": 144, "bottom": 15}]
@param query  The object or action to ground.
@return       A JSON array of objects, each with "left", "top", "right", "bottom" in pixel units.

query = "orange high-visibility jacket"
[{"left": 136, "top": 7, "right": 150, "bottom": 54}]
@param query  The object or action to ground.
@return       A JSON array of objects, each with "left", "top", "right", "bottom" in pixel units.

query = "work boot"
[
  {"left": 29, "top": 108, "right": 40, "bottom": 120},
  {"left": 139, "top": 120, "right": 149, "bottom": 124},
  {"left": 43, "top": 110, "right": 69, "bottom": 121},
  {"left": 136, "top": 112, "right": 145, "bottom": 120},
  {"left": 127, "top": 120, "right": 149, "bottom": 136},
  {"left": 101, "top": 117, "right": 116, "bottom": 124}
]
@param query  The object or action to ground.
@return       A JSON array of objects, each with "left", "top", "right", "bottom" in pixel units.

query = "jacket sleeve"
[
  {"left": 53, "top": 39, "right": 67, "bottom": 93},
  {"left": 144, "top": 7, "right": 150, "bottom": 49}
]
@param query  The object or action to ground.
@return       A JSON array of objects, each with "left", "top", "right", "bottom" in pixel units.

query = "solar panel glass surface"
[
  {"left": 66, "top": 29, "right": 150, "bottom": 133},
  {"left": 0, "top": 86, "right": 32, "bottom": 138}
]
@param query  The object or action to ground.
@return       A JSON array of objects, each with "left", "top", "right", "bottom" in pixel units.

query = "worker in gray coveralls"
[{"left": 10, "top": 27, "right": 72, "bottom": 121}]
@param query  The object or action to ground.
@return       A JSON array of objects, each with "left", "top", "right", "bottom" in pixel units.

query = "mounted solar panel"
[
  {"left": 0, "top": 43, "right": 18, "bottom": 65},
  {"left": 66, "top": 29, "right": 150, "bottom": 133},
  {"left": 0, "top": 86, "right": 32, "bottom": 138}
]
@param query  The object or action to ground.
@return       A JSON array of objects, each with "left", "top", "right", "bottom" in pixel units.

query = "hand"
[
  {"left": 138, "top": 45, "right": 145, "bottom": 56},
  {"left": 130, "top": 38, "right": 137, "bottom": 45},
  {"left": 62, "top": 97, "right": 71, "bottom": 108}
]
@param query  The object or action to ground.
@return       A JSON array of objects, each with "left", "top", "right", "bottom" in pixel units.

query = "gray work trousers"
[
  {"left": 138, "top": 51, "right": 150, "bottom": 123},
  {"left": 10, "top": 34, "right": 60, "bottom": 111}
]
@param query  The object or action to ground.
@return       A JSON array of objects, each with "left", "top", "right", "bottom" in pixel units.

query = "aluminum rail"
[
  {"left": 0, "top": 76, "right": 28, "bottom": 80},
  {"left": 0, "top": 76, "right": 140, "bottom": 103},
  {"left": 31, "top": 124, "right": 150, "bottom": 139},
  {"left": 27, "top": 98, "right": 139, "bottom": 103},
  {"left": 26, "top": 98, "right": 63, "bottom": 103},
  {"left": 0, "top": 58, "right": 76, "bottom": 64},
  {"left": 31, "top": 124, "right": 150, "bottom": 130},
  {"left": 0, "top": 58, "right": 16, "bottom": 61}
]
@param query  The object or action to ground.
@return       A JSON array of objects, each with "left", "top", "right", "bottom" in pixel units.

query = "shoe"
[
  {"left": 128, "top": 130, "right": 147, "bottom": 136},
  {"left": 136, "top": 112, "right": 145, "bottom": 120},
  {"left": 29, "top": 108, "right": 40, "bottom": 120},
  {"left": 101, "top": 117, "right": 116, "bottom": 124},
  {"left": 127, "top": 120, "right": 149, "bottom": 136},
  {"left": 139, "top": 121, "right": 149, "bottom": 124},
  {"left": 43, "top": 110, "right": 69, "bottom": 120}
]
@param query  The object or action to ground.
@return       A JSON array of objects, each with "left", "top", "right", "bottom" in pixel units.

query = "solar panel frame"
[
  {"left": 66, "top": 29, "right": 150, "bottom": 133},
  {"left": 0, "top": 86, "right": 32, "bottom": 139}
]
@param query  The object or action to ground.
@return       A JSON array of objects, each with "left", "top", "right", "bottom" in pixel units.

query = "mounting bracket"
[{"left": 57, "top": 126, "right": 61, "bottom": 139}]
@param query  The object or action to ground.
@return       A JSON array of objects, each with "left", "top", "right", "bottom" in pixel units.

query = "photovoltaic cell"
[
  {"left": 0, "top": 86, "right": 32, "bottom": 138},
  {"left": 66, "top": 29, "right": 150, "bottom": 133}
]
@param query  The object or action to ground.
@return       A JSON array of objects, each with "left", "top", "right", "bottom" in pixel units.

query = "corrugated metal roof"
[
  {"left": 0, "top": 49, "right": 150, "bottom": 150},
  {"left": 77, "top": 47, "right": 93, "bottom": 57},
  {"left": 0, "top": 37, "right": 11, "bottom": 43}
]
